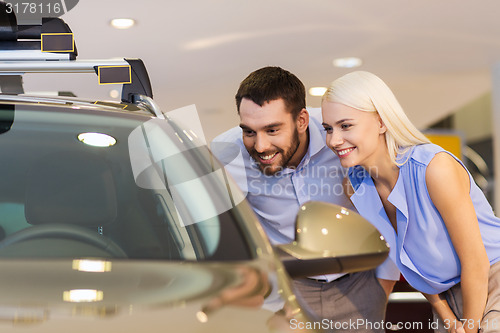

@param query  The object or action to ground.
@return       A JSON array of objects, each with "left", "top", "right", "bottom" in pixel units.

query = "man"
[{"left": 211, "top": 66, "right": 398, "bottom": 332}]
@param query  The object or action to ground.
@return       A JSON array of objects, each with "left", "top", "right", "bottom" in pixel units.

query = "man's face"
[{"left": 239, "top": 98, "right": 300, "bottom": 175}]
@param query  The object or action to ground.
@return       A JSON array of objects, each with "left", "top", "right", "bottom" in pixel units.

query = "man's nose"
[{"left": 254, "top": 133, "right": 271, "bottom": 153}]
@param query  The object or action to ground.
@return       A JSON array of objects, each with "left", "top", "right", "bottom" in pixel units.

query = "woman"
[{"left": 321, "top": 71, "right": 500, "bottom": 333}]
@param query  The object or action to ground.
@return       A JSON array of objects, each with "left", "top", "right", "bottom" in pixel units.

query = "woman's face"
[{"left": 321, "top": 101, "right": 387, "bottom": 168}]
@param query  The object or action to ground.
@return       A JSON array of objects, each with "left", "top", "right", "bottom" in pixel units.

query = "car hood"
[{"left": 0, "top": 259, "right": 314, "bottom": 333}]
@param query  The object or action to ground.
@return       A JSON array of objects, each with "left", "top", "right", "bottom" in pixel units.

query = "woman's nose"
[{"left": 328, "top": 130, "right": 344, "bottom": 148}]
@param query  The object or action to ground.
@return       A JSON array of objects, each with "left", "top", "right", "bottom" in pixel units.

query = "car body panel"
[{"left": 0, "top": 260, "right": 310, "bottom": 333}]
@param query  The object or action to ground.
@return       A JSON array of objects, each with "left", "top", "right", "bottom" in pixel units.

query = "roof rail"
[
  {"left": 132, "top": 94, "right": 165, "bottom": 119},
  {"left": 0, "top": 58, "right": 154, "bottom": 103}
]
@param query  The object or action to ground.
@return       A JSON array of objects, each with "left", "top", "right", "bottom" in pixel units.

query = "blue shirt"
[
  {"left": 349, "top": 143, "right": 500, "bottom": 294},
  {"left": 211, "top": 109, "right": 398, "bottom": 281}
]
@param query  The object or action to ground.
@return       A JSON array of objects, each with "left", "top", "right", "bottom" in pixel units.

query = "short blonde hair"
[{"left": 322, "top": 71, "right": 430, "bottom": 165}]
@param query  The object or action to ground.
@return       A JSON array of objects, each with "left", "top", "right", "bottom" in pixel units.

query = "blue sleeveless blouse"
[{"left": 348, "top": 143, "right": 500, "bottom": 294}]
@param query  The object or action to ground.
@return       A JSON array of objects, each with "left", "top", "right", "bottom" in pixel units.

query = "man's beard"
[{"left": 249, "top": 128, "right": 300, "bottom": 176}]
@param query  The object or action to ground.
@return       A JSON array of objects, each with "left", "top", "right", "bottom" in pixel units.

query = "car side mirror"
[{"left": 276, "top": 201, "right": 389, "bottom": 278}]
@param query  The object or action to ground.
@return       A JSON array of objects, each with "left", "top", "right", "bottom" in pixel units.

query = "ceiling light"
[
  {"left": 332, "top": 57, "right": 363, "bottom": 68},
  {"left": 78, "top": 132, "right": 117, "bottom": 147},
  {"left": 110, "top": 18, "right": 135, "bottom": 29},
  {"left": 308, "top": 87, "right": 327, "bottom": 97}
]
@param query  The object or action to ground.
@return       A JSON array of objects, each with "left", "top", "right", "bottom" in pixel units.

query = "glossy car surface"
[{"left": 0, "top": 95, "right": 390, "bottom": 332}]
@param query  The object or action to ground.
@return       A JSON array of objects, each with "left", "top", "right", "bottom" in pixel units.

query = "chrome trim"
[
  {"left": 133, "top": 94, "right": 165, "bottom": 119},
  {"left": 0, "top": 94, "right": 127, "bottom": 111},
  {"left": 0, "top": 59, "right": 128, "bottom": 74},
  {"left": 0, "top": 50, "right": 71, "bottom": 62}
]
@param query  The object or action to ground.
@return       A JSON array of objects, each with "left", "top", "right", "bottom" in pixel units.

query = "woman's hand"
[
  {"left": 377, "top": 278, "right": 396, "bottom": 299},
  {"left": 424, "top": 293, "right": 465, "bottom": 333},
  {"left": 451, "top": 324, "right": 466, "bottom": 333}
]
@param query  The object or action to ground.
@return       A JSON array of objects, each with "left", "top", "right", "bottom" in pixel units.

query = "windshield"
[{"left": 0, "top": 101, "right": 253, "bottom": 261}]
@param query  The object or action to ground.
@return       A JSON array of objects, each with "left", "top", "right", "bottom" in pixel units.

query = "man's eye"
[
  {"left": 243, "top": 130, "right": 255, "bottom": 136},
  {"left": 267, "top": 129, "right": 277, "bottom": 134}
]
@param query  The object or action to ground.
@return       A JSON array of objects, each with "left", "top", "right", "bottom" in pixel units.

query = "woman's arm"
[{"left": 426, "top": 152, "right": 490, "bottom": 333}]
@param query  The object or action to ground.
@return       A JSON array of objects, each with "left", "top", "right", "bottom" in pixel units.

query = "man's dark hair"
[{"left": 235, "top": 66, "right": 306, "bottom": 119}]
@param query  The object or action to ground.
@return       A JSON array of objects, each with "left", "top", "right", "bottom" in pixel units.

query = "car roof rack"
[{"left": 0, "top": 1, "right": 157, "bottom": 113}]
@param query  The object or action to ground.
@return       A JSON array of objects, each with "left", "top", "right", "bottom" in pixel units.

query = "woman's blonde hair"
[{"left": 322, "top": 71, "right": 430, "bottom": 165}]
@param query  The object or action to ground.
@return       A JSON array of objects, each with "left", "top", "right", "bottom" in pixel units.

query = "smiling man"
[{"left": 211, "top": 67, "right": 398, "bottom": 333}]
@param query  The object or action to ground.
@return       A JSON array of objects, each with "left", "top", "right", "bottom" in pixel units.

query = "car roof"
[{"left": 0, "top": 93, "right": 154, "bottom": 119}]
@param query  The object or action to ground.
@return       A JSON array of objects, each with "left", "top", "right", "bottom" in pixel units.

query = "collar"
[{"left": 387, "top": 171, "right": 408, "bottom": 219}]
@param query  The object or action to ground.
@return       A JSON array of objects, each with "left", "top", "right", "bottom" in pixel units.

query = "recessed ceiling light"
[
  {"left": 110, "top": 18, "right": 136, "bottom": 29},
  {"left": 78, "top": 132, "right": 117, "bottom": 147},
  {"left": 332, "top": 57, "right": 363, "bottom": 68},
  {"left": 309, "top": 87, "right": 327, "bottom": 97}
]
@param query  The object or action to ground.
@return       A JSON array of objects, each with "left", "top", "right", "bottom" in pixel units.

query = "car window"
[{"left": 0, "top": 102, "right": 253, "bottom": 261}]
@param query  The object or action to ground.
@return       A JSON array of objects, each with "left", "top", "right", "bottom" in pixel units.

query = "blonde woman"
[{"left": 321, "top": 71, "right": 500, "bottom": 333}]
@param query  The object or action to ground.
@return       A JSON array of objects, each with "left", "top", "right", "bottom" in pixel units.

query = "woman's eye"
[
  {"left": 323, "top": 127, "right": 333, "bottom": 133},
  {"left": 341, "top": 124, "right": 352, "bottom": 130}
]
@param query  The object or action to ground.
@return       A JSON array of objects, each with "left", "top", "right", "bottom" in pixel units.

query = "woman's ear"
[
  {"left": 378, "top": 115, "right": 387, "bottom": 134},
  {"left": 296, "top": 108, "right": 309, "bottom": 134}
]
